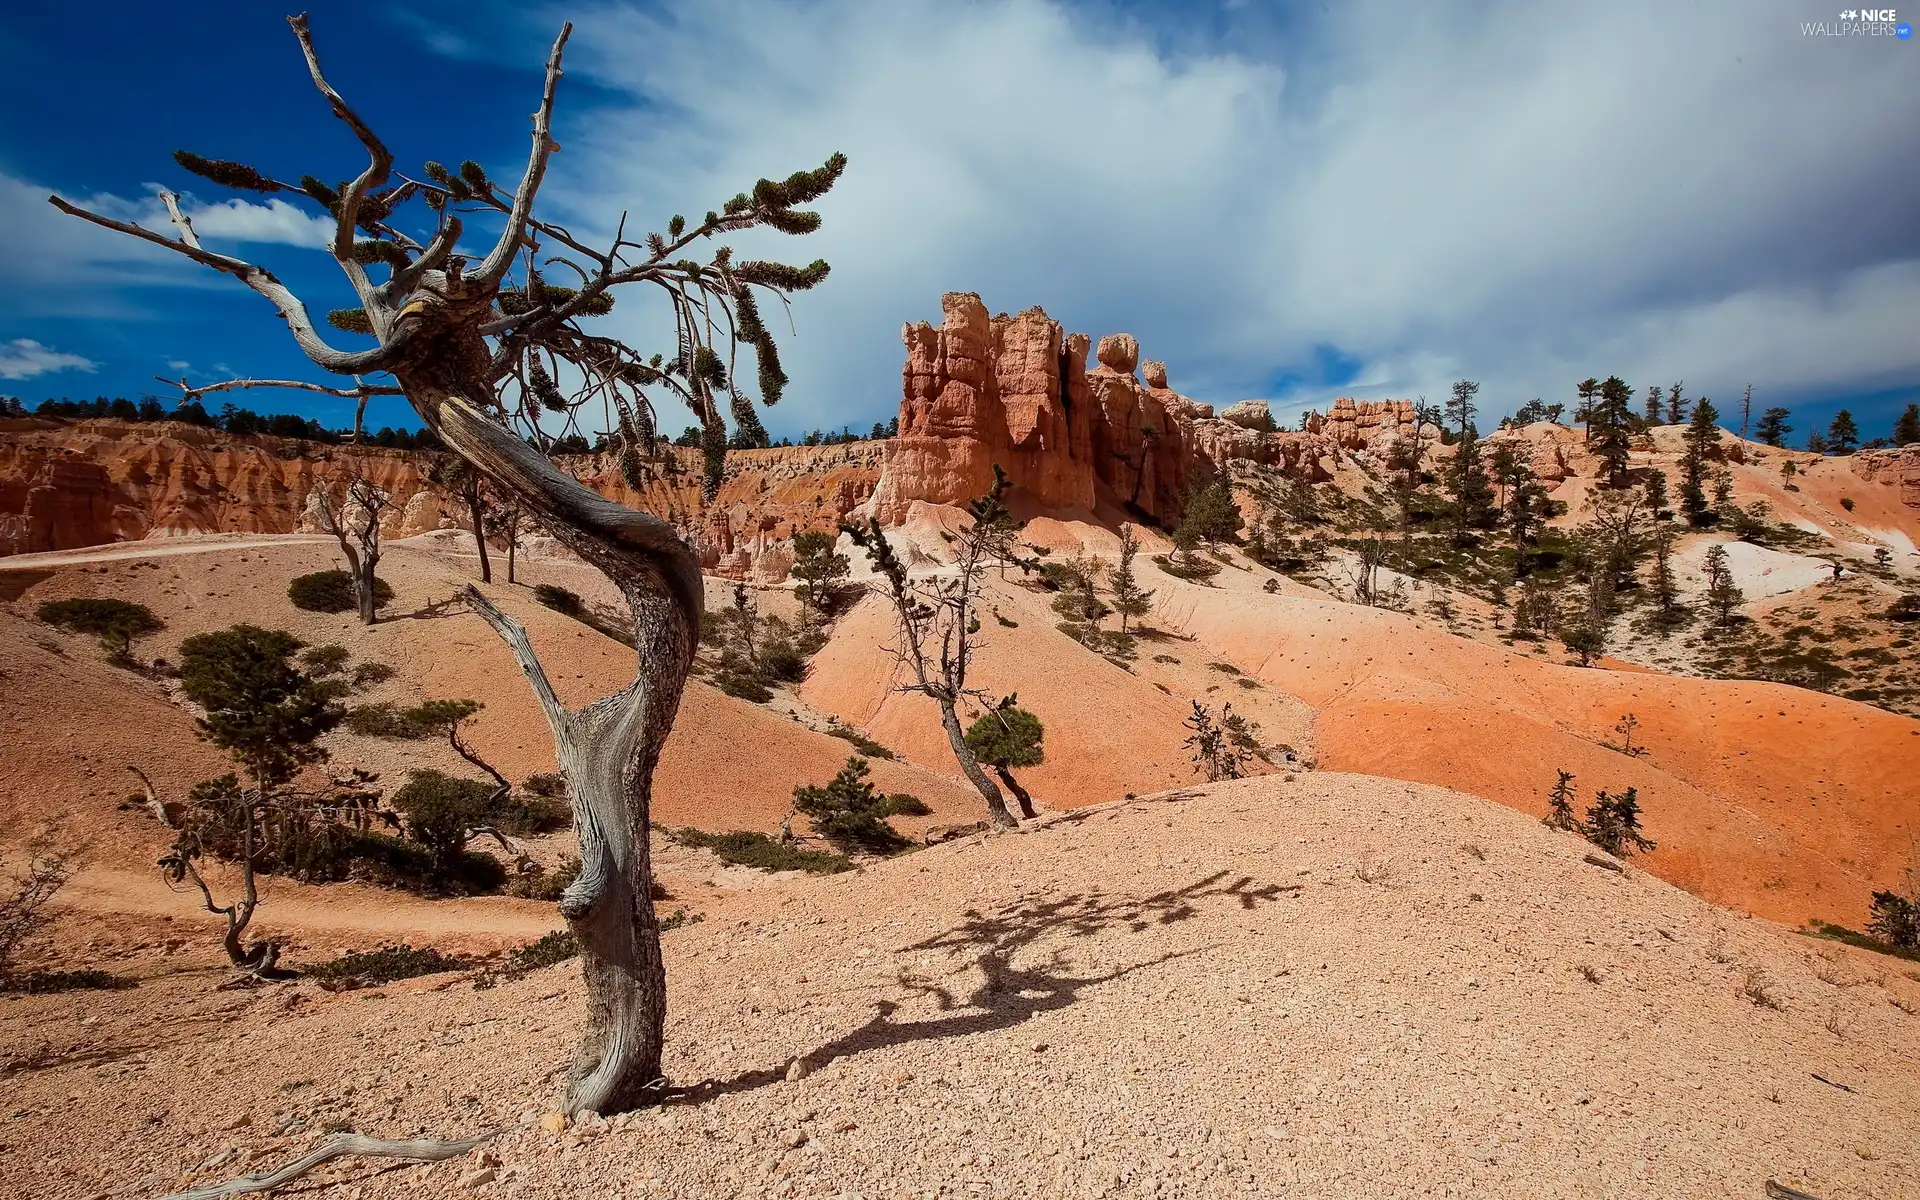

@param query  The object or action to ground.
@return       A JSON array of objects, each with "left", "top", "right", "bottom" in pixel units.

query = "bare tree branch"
[
  {"left": 287, "top": 11, "right": 394, "bottom": 305},
  {"left": 46, "top": 196, "right": 399, "bottom": 375},
  {"left": 476, "top": 22, "right": 573, "bottom": 287},
  {"left": 154, "top": 375, "right": 402, "bottom": 441},
  {"left": 156, "top": 1128, "right": 507, "bottom": 1200},
  {"left": 461, "top": 584, "right": 570, "bottom": 735}
]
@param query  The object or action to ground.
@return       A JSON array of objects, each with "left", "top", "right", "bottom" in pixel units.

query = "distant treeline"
[
  {"left": 3, "top": 395, "right": 904, "bottom": 454},
  {"left": 6, "top": 394, "right": 446, "bottom": 451}
]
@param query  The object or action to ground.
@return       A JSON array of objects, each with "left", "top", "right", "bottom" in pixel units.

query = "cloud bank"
[
  {"left": 0, "top": 338, "right": 99, "bottom": 381},
  {"left": 531, "top": 0, "right": 1918, "bottom": 430}
]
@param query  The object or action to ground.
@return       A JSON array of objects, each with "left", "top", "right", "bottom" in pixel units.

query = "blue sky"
[{"left": 2, "top": 0, "right": 1916, "bottom": 443}]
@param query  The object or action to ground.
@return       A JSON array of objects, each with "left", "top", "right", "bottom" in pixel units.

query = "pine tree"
[
  {"left": 1543, "top": 769, "right": 1580, "bottom": 831},
  {"left": 1575, "top": 378, "right": 1600, "bottom": 438},
  {"left": 1183, "top": 701, "right": 1250, "bottom": 782},
  {"left": 792, "top": 756, "right": 912, "bottom": 855},
  {"left": 1665, "top": 382, "right": 1688, "bottom": 426},
  {"left": 1583, "top": 787, "right": 1655, "bottom": 857},
  {"left": 1641, "top": 466, "right": 1670, "bottom": 516},
  {"left": 1680, "top": 397, "right": 1720, "bottom": 527},
  {"left": 1739, "top": 384, "right": 1754, "bottom": 442},
  {"left": 1703, "top": 543, "right": 1745, "bottom": 623},
  {"left": 1827, "top": 409, "right": 1860, "bottom": 454},
  {"left": 1894, "top": 403, "right": 1920, "bottom": 447},
  {"left": 1109, "top": 523, "right": 1154, "bottom": 633},
  {"left": 1805, "top": 429, "right": 1829, "bottom": 454},
  {"left": 964, "top": 699, "right": 1046, "bottom": 820},
  {"left": 789, "top": 530, "right": 852, "bottom": 622},
  {"left": 1754, "top": 407, "right": 1791, "bottom": 448},
  {"left": 1445, "top": 380, "right": 1495, "bottom": 543},
  {"left": 1650, "top": 521, "right": 1680, "bottom": 617},
  {"left": 1590, "top": 375, "right": 1634, "bottom": 486},
  {"left": 1643, "top": 385, "right": 1663, "bottom": 425}
]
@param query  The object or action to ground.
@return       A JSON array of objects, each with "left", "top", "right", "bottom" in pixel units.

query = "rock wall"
[
  {"left": 1852, "top": 445, "right": 1920, "bottom": 509},
  {"left": 0, "top": 418, "right": 885, "bottom": 579}
]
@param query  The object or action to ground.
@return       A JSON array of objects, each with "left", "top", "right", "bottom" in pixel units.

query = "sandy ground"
[{"left": 4, "top": 775, "right": 1916, "bottom": 1200}]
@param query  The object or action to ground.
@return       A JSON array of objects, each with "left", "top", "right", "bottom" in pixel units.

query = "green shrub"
[
  {"left": 675, "top": 828, "right": 851, "bottom": 874},
  {"left": 881, "top": 794, "right": 931, "bottom": 817},
  {"left": 288, "top": 570, "right": 392, "bottom": 614},
  {"left": 343, "top": 702, "right": 427, "bottom": 738},
  {"left": 1152, "top": 553, "right": 1221, "bottom": 581},
  {"left": 36, "top": 597, "right": 163, "bottom": 659},
  {"left": 507, "top": 856, "right": 580, "bottom": 901},
  {"left": 523, "top": 772, "right": 567, "bottom": 798},
  {"left": 299, "top": 644, "right": 350, "bottom": 677},
  {"left": 826, "top": 724, "right": 896, "bottom": 760},
  {"left": 346, "top": 830, "right": 506, "bottom": 895},
  {"left": 475, "top": 930, "right": 582, "bottom": 987},
  {"left": 494, "top": 791, "right": 571, "bottom": 837},
  {"left": 793, "top": 757, "right": 913, "bottom": 855},
  {"left": 1, "top": 969, "right": 134, "bottom": 994},
  {"left": 392, "top": 770, "right": 502, "bottom": 866},
  {"left": 351, "top": 661, "right": 396, "bottom": 687},
  {"left": 716, "top": 671, "right": 774, "bottom": 703},
  {"left": 309, "top": 944, "right": 473, "bottom": 990}
]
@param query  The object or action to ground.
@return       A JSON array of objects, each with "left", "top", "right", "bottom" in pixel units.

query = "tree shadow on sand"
[{"left": 674, "top": 869, "right": 1297, "bottom": 1103}]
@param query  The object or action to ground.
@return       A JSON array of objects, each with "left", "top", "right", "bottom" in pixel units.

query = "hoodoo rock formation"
[{"left": 868, "top": 292, "right": 1430, "bottom": 524}]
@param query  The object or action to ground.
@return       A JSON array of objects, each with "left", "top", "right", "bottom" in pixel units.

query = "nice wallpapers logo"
[{"left": 1802, "top": 7, "right": 1913, "bottom": 35}]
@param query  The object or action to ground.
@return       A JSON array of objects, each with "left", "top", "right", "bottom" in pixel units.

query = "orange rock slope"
[{"left": 1151, "top": 578, "right": 1919, "bottom": 928}]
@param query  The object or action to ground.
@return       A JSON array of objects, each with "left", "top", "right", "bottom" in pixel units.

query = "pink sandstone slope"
[{"left": 1154, "top": 579, "right": 1919, "bottom": 928}]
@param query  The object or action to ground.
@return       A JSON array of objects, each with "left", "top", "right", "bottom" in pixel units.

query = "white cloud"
[
  {"left": 0, "top": 338, "right": 99, "bottom": 381},
  {"left": 0, "top": 172, "right": 334, "bottom": 307},
  {"left": 528, "top": 0, "right": 1918, "bottom": 430}
]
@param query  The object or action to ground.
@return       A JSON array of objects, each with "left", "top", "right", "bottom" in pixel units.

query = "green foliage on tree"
[
  {"left": 288, "top": 569, "right": 392, "bottom": 614},
  {"left": 1175, "top": 473, "right": 1243, "bottom": 552},
  {"left": 1560, "top": 616, "right": 1605, "bottom": 666},
  {"left": 35, "top": 597, "right": 163, "bottom": 662},
  {"left": 1868, "top": 889, "right": 1919, "bottom": 950},
  {"left": 792, "top": 756, "right": 913, "bottom": 855},
  {"left": 1703, "top": 543, "right": 1745, "bottom": 624},
  {"left": 1582, "top": 786, "right": 1655, "bottom": 857},
  {"left": 1642, "top": 385, "right": 1663, "bottom": 425},
  {"left": 1665, "top": 382, "right": 1689, "bottom": 426},
  {"left": 1679, "top": 397, "right": 1721, "bottom": 527},
  {"left": 1184, "top": 701, "right": 1251, "bottom": 782},
  {"left": 1826, "top": 409, "right": 1860, "bottom": 454},
  {"left": 1589, "top": 375, "right": 1635, "bottom": 486},
  {"left": 1755, "top": 407, "right": 1791, "bottom": 448},
  {"left": 391, "top": 770, "right": 503, "bottom": 872},
  {"left": 1444, "top": 380, "right": 1496, "bottom": 542},
  {"left": 1894, "top": 403, "right": 1920, "bottom": 448},
  {"left": 1543, "top": 769, "right": 1580, "bottom": 831},
  {"left": 1109, "top": 523, "right": 1154, "bottom": 632},
  {"left": 178, "top": 625, "right": 345, "bottom": 788},
  {"left": 789, "top": 530, "right": 852, "bottom": 622}
]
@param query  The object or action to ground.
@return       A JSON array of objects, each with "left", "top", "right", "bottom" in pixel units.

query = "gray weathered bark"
[{"left": 423, "top": 387, "right": 697, "bottom": 1114}]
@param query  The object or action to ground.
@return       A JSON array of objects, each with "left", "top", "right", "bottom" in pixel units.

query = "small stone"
[
  {"left": 538, "top": 1111, "right": 568, "bottom": 1135},
  {"left": 833, "top": 1118, "right": 857, "bottom": 1133},
  {"left": 785, "top": 1058, "right": 811, "bottom": 1082},
  {"left": 221, "top": 1114, "right": 253, "bottom": 1131},
  {"left": 1030, "top": 1042, "right": 1049, "bottom": 1053},
  {"left": 781, "top": 1128, "right": 808, "bottom": 1149},
  {"left": 458, "top": 1167, "right": 497, "bottom": 1189}
]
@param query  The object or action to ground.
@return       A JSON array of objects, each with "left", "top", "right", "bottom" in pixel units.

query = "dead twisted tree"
[
  {"left": 56, "top": 10, "right": 842, "bottom": 1118},
  {"left": 312, "top": 475, "right": 393, "bottom": 624},
  {"left": 845, "top": 469, "right": 1020, "bottom": 830}
]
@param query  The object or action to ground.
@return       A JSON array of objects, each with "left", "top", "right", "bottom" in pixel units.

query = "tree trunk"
[
  {"left": 507, "top": 527, "right": 518, "bottom": 584},
  {"left": 412, "top": 385, "right": 700, "bottom": 1115},
  {"left": 468, "top": 483, "right": 493, "bottom": 584},
  {"left": 938, "top": 699, "right": 1017, "bottom": 829},
  {"left": 994, "top": 763, "right": 1038, "bottom": 820},
  {"left": 356, "top": 550, "right": 380, "bottom": 626}
]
